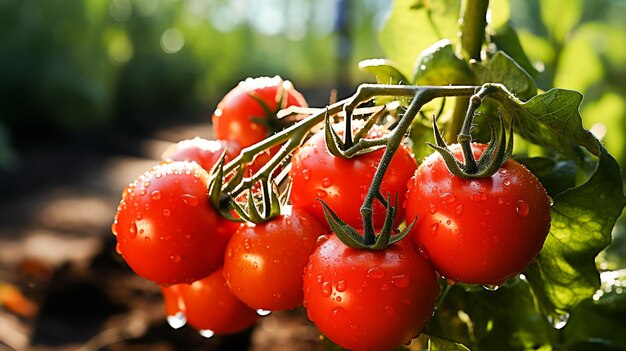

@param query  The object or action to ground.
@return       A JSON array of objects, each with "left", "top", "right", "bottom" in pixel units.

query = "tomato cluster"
[{"left": 112, "top": 76, "right": 552, "bottom": 350}]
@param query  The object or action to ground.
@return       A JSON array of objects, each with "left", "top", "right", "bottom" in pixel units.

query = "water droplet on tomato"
[
  {"left": 503, "top": 178, "right": 511, "bottom": 186},
  {"left": 273, "top": 292, "right": 282, "bottom": 299},
  {"left": 331, "top": 307, "right": 344, "bottom": 317},
  {"left": 484, "top": 209, "right": 490, "bottom": 216},
  {"left": 428, "top": 203, "right": 438, "bottom": 214},
  {"left": 515, "top": 200, "right": 529, "bottom": 217},
  {"left": 135, "top": 213, "right": 143, "bottom": 221},
  {"left": 482, "top": 284, "right": 500, "bottom": 291},
  {"left": 497, "top": 197, "right": 504, "bottom": 205},
  {"left": 111, "top": 222, "right": 118, "bottom": 236},
  {"left": 366, "top": 267, "right": 385, "bottom": 279},
  {"left": 129, "top": 221, "right": 137, "bottom": 238},
  {"left": 391, "top": 274, "right": 410, "bottom": 289},
  {"left": 170, "top": 254, "right": 181, "bottom": 263},
  {"left": 455, "top": 204, "right": 464, "bottom": 216},
  {"left": 316, "top": 189, "right": 327, "bottom": 198},
  {"left": 252, "top": 262, "right": 258, "bottom": 270},
  {"left": 336, "top": 296, "right": 342, "bottom": 302},
  {"left": 336, "top": 280, "right": 347, "bottom": 292},
  {"left": 151, "top": 190, "right": 162, "bottom": 200},
  {"left": 139, "top": 189, "right": 147, "bottom": 196},
  {"left": 167, "top": 312, "right": 186, "bottom": 329},
  {"left": 417, "top": 245, "right": 430, "bottom": 260},
  {"left": 321, "top": 282, "right": 332, "bottom": 297},
  {"left": 439, "top": 192, "right": 456, "bottom": 204},
  {"left": 499, "top": 168, "right": 508, "bottom": 175},
  {"left": 302, "top": 168, "right": 311, "bottom": 181},
  {"left": 143, "top": 181, "right": 151, "bottom": 188},
  {"left": 350, "top": 324, "right": 358, "bottom": 330},
  {"left": 115, "top": 243, "right": 122, "bottom": 254},
  {"left": 430, "top": 223, "right": 439, "bottom": 236},
  {"left": 143, "top": 236, "right": 150, "bottom": 243},
  {"left": 321, "top": 177, "right": 333, "bottom": 188},
  {"left": 181, "top": 194, "right": 199, "bottom": 207},
  {"left": 244, "top": 238, "right": 252, "bottom": 250},
  {"left": 548, "top": 196, "right": 554, "bottom": 206},
  {"left": 256, "top": 309, "right": 272, "bottom": 316},
  {"left": 199, "top": 329, "right": 215, "bottom": 338}
]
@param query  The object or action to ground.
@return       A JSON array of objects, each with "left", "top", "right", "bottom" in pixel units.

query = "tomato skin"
[
  {"left": 161, "top": 137, "right": 240, "bottom": 172},
  {"left": 112, "top": 161, "right": 231, "bottom": 285},
  {"left": 212, "top": 76, "right": 308, "bottom": 148},
  {"left": 405, "top": 143, "right": 552, "bottom": 286},
  {"left": 177, "top": 268, "right": 259, "bottom": 334},
  {"left": 303, "top": 235, "right": 440, "bottom": 351},
  {"left": 289, "top": 123, "right": 417, "bottom": 230},
  {"left": 223, "top": 206, "right": 326, "bottom": 311}
]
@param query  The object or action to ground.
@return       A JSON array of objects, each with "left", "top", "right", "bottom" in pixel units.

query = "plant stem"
[{"left": 446, "top": 0, "right": 490, "bottom": 144}]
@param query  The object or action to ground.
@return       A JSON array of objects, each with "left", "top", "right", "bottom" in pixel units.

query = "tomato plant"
[
  {"left": 223, "top": 206, "right": 326, "bottom": 311},
  {"left": 303, "top": 234, "right": 440, "bottom": 351},
  {"left": 112, "top": 161, "right": 232, "bottom": 285},
  {"left": 405, "top": 142, "right": 551, "bottom": 286},
  {"left": 289, "top": 122, "right": 417, "bottom": 230},
  {"left": 211, "top": 75, "right": 308, "bottom": 148}
]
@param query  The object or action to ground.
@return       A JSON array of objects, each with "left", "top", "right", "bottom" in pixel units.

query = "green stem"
[{"left": 446, "top": 0, "right": 490, "bottom": 144}]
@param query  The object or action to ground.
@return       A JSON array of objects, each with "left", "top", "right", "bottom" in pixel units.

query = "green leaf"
[
  {"left": 491, "top": 88, "right": 598, "bottom": 159},
  {"left": 358, "top": 58, "right": 410, "bottom": 85},
  {"left": 490, "top": 24, "right": 539, "bottom": 77},
  {"left": 539, "top": 0, "right": 583, "bottom": 43},
  {"left": 378, "top": 0, "right": 461, "bottom": 78},
  {"left": 428, "top": 333, "right": 471, "bottom": 351},
  {"left": 525, "top": 143, "right": 626, "bottom": 320},
  {"left": 412, "top": 39, "right": 475, "bottom": 86},
  {"left": 471, "top": 51, "right": 537, "bottom": 101},
  {"left": 514, "top": 157, "right": 576, "bottom": 198}
]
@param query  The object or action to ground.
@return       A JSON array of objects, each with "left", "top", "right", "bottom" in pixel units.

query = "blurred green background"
[{"left": 0, "top": 0, "right": 624, "bottom": 262}]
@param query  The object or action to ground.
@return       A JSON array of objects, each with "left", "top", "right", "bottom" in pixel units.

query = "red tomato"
[
  {"left": 303, "top": 235, "right": 440, "bottom": 351},
  {"left": 178, "top": 268, "right": 259, "bottom": 335},
  {"left": 160, "top": 285, "right": 187, "bottom": 329},
  {"left": 223, "top": 206, "right": 326, "bottom": 311},
  {"left": 405, "top": 143, "right": 551, "bottom": 286},
  {"left": 289, "top": 123, "right": 417, "bottom": 230},
  {"left": 161, "top": 137, "right": 240, "bottom": 172},
  {"left": 112, "top": 161, "right": 231, "bottom": 285},
  {"left": 211, "top": 76, "right": 308, "bottom": 148}
]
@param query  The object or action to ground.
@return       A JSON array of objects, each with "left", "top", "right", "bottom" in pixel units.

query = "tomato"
[
  {"left": 223, "top": 206, "right": 326, "bottom": 311},
  {"left": 405, "top": 143, "right": 551, "bottom": 286},
  {"left": 112, "top": 161, "right": 231, "bottom": 285},
  {"left": 289, "top": 123, "right": 417, "bottom": 230},
  {"left": 177, "top": 268, "right": 259, "bottom": 335},
  {"left": 160, "top": 285, "right": 187, "bottom": 329},
  {"left": 303, "top": 234, "right": 440, "bottom": 351},
  {"left": 161, "top": 137, "right": 240, "bottom": 172},
  {"left": 212, "top": 76, "right": 308, "bottom": 148}
]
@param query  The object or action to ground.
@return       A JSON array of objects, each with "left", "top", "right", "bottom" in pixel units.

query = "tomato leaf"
[
  {"left": 471, "top": 51, "right": 537, "bottom": 101},
  {"left": 412, "top": 39, "right": 475, "bottom": 86},
  {"left": 514, "top": 157, "right": 577, "bottom": 198},
  {"left": 378, "top": 0, "right": 461, "bottom": 78},
  {"left": 525, "top": 142, "right": 626, "bottom": 321},
  {"left": 490, "top": 24, "right": 539, "bottom": 77},
  {"left": 427, "top": 333, "right": 471, "bottom": 351},
  {"left": 358, "top": 58, "right": 410, "bottom": 85}
]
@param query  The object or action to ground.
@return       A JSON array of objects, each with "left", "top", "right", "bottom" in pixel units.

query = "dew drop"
[
  {"left": 170, "top": 254, "right": 181, "bottom": 263},
  {"left": 139, "top": 189, "right": 147, "bottom": 196},
  {"left": 350, "top": 324, "right": 358, "bottom": 330},
  {"left": 497, "top": 197, "right": 504, "bottom": 205},
  {"left": 167, "top": 312, "right": 187, "bottom": 329},
  {"left": 428, "top": 203, "right": 438, "bottom": 214},
  {"left": 430, "top": 223, "right": 439, "bottom": 236},
  {"left": 181, "top": 194, "right": 199, "bottom": 207},
  {"left": 336, "top": 296, "right": 342, "bottom": 302},
  {"left": 302, "top": 168, "right": 311, "bottom": 181},
  {"left": 256, "top": 309, "right": 272, "bottom": 316},
  {"left": 128, "top": 221, "right": 138, "bottom": 238},
  {"left": 503, "top": 178, "right": 511, "bottom": 186},
  {"left": 336, "top": 280, "right": 347, "bottom": 292},
  {"left": 417, "top": 245, "right": 430, "bottom": 260},
  {"left": 143, "top": 181, "right": 151, "bottom": 188},
  {"left": 391, "top": 274, "right": 410, "bottom": 289},
  {"left": 471, "top": 191, "right": 487, "bottom": 202},
  {"left": 226, "top": 248, "right": 233, "bottom": 259},
  {"left": 143, "top": 236, "right": 151, "bottom": 243},
  {"left": 439, "top": 192, "right": 456, "bottom": 204},
  {"left": 331, "top": 306, "right": 344, "bottom": 317},
  {"left": 321, "top": 177, "right": 333, "bottom": 188},
  {"left": 199, "top": 329, "right": 215, "bottom": 338},
  {"left": 482, "top": 284, "right": 500, "bottom": 291},
  {"left": 115, "top": 243, "right": 122, "bottom": 254},
  {"left": 547, "top": 312, "right": 570, "bottom": 330},
  {"left": 366, "top": 267, "right": 385, "bottom": 279},
  {"left": 515, "top": 200, "right": 529, "bottom": 217},
  {"left": 316, "top": 189, "right": 328, "bottom": 198},
  {"left": 321, "top": 281, "right": 332, "bottom": 297},
  {"left": 455, "top": 204, "right": 464, "bottom": 216},
  {"left": 163, "top": 209, "right": 171, "bottom": 217},
  {"left": 252, "top": 262, "right": 259, "bottom": 270},
  {"left": 484, "top": 209, "right": 490, "bottom": 216},
  {"left": 151, "top": 190, "right": 161, "bottom": 200}
]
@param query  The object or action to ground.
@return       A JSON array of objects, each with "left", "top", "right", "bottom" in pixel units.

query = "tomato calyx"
[
  {"left": 319, "top": 195, "right": 416, "bottom": 250},
  {"left": 427, "top": 84, "right": 514, "bottom": 178}
]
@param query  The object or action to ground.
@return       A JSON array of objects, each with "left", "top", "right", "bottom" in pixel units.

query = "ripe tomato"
[
  {"left": 177, "top": 268, "right": 259, "bottom": 335},
  {"left": 405, "top": 143, "right": 552, "bottom": 286},
  {"left": 161, "top": 137, "right": 240, "bottom": 172},
  {"left": 303, "top": 234, "right": 440, "bottom": 351},
  {"left": 160, "top": 284, "right": 186, "bottom": 329},
  {"left": 223, "top": 206, "right": 326, "bottom": 311},
  {"left": 289, "top": 123, "right": 417, "bottom": 230},
  {"left": 211, "top": 76, "right": 308, "bottom": 148},
  {"left": 112, "top": 161, "right": 231, "bottom": 285}
]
